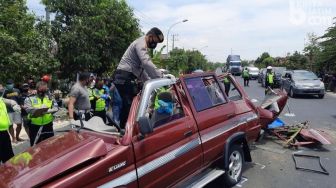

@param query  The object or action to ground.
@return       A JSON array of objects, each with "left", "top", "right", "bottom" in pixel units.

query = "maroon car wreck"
[{"left": 0, "top": 72, "right": 287, "bottom": 188}]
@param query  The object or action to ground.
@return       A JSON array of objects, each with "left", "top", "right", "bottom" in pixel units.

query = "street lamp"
[{"left": 166, "top": 19, "right": 188, "bottom": 55}]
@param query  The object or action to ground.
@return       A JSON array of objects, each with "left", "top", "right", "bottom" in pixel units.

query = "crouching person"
[{"left": 25, "top": 81, "right": 58, "bottom": 146}]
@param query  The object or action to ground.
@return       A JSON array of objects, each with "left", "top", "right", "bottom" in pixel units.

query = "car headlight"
[{"left": 320, "top": 82, "right": 325, "bottom": 88}]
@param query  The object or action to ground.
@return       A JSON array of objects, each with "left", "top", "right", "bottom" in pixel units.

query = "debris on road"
[
  {"left": 292, "top": 153, "right": 329, "bottom": 175},
  {"left": 267, "top": 121, "right": 332, "bottom": 148}
]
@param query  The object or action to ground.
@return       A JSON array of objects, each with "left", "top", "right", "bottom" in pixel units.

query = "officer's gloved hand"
[
  {"left": 13, "top": 104, "right": 21, "bottom": 113},
  {"left": 47, "top": 108, "right": 58, "bottom": 114},
  {"left": 163, "top": 74, "right": 176, "bottom": 81}
]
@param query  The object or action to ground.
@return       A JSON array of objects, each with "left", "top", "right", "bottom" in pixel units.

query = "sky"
[{"left": 27, "top": 0, "right": 336, "bottom": 62}]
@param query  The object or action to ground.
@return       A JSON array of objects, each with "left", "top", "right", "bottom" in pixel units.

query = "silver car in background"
[
  {"left": 247, "top": 67, "right": 260, "bottom": 79},
  {"left": 282, "top": 70, "right": 325, "bottom": 98}
]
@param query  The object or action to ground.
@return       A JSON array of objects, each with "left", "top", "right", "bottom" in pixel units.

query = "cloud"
[
  {"left": 27, "top": 0, "right": 336, "bottom": 61},
  {"left": 127, "top": 0, "right": 336, "bottom": 61}
]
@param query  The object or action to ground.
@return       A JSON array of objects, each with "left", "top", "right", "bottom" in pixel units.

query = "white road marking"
[
  {"left": 254, "top": 162, "right": 266, "bottom": 169},
  {"left": 235, "top": 177, "right": 248, "bottom": 187}
]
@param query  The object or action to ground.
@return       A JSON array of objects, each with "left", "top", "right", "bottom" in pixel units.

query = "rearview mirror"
[{"left": 138, "top": 116, "right": 153, "bottom": 136}]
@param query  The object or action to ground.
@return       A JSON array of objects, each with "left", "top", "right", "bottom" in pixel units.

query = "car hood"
[
  {"left": 0, "top": 131, "right": 117, "bottom": 188},
  {"left": 294, "top": 79, "right": 321, "bottom": 86}
]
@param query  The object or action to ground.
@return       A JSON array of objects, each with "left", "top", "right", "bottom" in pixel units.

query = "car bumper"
[
  {"left": 292, "top": 88, "right": 325, "bottom": 95},
  {"left": 249, "top": 74, "right": 259, "bottom": 79}
]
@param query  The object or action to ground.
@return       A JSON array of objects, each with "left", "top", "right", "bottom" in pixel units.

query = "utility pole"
[
  {"left": 45, "top": 7, "right": 50, "bottom": 23},
  {"left": 172, "top": 34, "right": 178, "bottom": 51}
]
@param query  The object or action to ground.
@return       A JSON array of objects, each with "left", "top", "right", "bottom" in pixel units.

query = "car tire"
[
  {"left": 318, "top": 94, "right": 324, "bottom": 99},
  {"left": 222, "top": 144, "right": 244, "bottom": 187},
  {"left": 289, "top": 87, "right": 296, "bottom": 98}
]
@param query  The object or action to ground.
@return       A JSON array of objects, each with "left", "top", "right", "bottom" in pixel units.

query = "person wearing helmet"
[
  {"left": 42, "top": 75, "right": 50, "bottom": 83},
  {"left": 265, "top": 66, "right": 275, "bottom": 94}
]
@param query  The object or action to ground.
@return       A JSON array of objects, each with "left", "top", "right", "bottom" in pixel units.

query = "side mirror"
[{"left": 138, "top": 116, "right": 153, "bottom": 136}]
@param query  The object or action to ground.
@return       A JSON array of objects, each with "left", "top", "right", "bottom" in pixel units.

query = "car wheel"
[
  {"left": 289, "top": 87, "right": 296, "bottom": 98},
  {"left": 318, "top": 94, "right": 324, "bottom": 99},
  {"left": 223, "top": 145, "right": 244, "bottom": 187}
]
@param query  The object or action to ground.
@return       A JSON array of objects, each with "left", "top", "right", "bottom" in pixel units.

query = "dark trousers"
[
  {"left": 94, "top": 110, "right": 106, "bottom": 123},
  {"left": 115, "top": 83, "right": 137, "bottom": 129},
  {"left": 0, "top": 130, "right": 14, "bottom": 163},
  {"left": 244, "top": 78, "right": 249, "bottom": 86},
  {"left": 29, "top": 123, "right": 54, "bottom": 146},
  {"left": 224, "top": 83, "right": 231, "bottom": 96}
]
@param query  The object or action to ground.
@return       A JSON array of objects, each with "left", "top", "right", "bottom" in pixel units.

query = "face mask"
[
  {"left": 6, "top": 84, "right": 14, "bottom": 91},
  {"left": 147, "top": 37, "right": 157, "bottom": 49},
  {"left": 148, "top": 41, "right": 157, "bottom": 49},
  {"left": 38, "top": 90, "right": 46, "bottom": 96},
  {"left": 22, "top": 89, "right": 29, "bottom": 93}
]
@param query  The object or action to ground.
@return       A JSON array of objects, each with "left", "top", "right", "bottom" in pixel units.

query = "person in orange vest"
[{"left": 0, "top": 96, "right": 21, "bottom": 163}]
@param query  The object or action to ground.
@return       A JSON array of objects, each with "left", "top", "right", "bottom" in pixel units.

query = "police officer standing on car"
[
  {"left": 265, "top": 66, "right": 275, "bottom": 94},
  {"left": 113, "top": 27, "right": 164, "bottom": 128}
]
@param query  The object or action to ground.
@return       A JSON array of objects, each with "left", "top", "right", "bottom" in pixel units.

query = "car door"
[
  {"left": 181, "top": 74, "right": 243, "bottom": 165},
  {"left": 133, "top": 84, "right": 202, "bottom": 188},
  {"left": 284, "top": 73, "right": 292, "bottom": 91}
]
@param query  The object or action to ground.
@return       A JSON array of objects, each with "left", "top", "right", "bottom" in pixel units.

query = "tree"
[
  {"left": 0, "top": 0, "right": 59, "bottom": 83},
  {"left": 318, "top": 20, "right": 336, "bottom": 72},
  {"left": 286, "top": 51, "right": 308, "bottom": 70},
  {"left": 42, "top": 0, "right": 141, "bottom": 78},
  {"left": 255, "top": 52, "right": 271, "bottom": 68},
  {"left": 262, "top": 57, "right": 275, "bottom": 67},
  {"left": 303, "top": 33, "right": 321, "bottom": 72}
]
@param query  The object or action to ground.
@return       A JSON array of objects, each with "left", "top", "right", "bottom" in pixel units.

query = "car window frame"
[
  {"left": 184, "top": 75, "right": 228, "bottom": 112},
  {"left": 150, "top": 84, "right": 186, "bottom": 130}
]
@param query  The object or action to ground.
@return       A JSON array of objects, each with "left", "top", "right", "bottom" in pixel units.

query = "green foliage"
[
  {"left": 286, "top": 51, "right": 308, "bottom": 70},
  {"left": 262, "top": 57, "right": 275, "bottom": 67},
  {"left": 255, "top": 52, "right": 271, "bottom": 68},
  {"left": 42, "top": 0, "right": 141, "bottom": 78},
  {"left": 154, "top": 48, "right": 216, "bottom": 76},
  {"left": 152, "top": 45, "right": 166, "bottom": 68},
  {"left": 318, "top": 21, "right": 336, "bottom": 72},
  {"left": 303, "top": 33, "right": 321, "bottom": 71},
  {"left": 0, "top": 0, "right": 59, "bottom": 83}
]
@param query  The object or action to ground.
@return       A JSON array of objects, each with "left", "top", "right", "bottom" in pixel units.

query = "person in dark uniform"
[{"left": 113, "top": 27, "right": 164, "bottom": 128}]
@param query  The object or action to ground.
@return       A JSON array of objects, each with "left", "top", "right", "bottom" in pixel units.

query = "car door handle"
[{"left": 184, "top": 130, "right": 193, "bottom": 137}]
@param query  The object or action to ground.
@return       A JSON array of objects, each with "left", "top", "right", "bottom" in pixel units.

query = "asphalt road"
[{"left": 206, "top": 77, "right": 336, "bottom": 188}]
